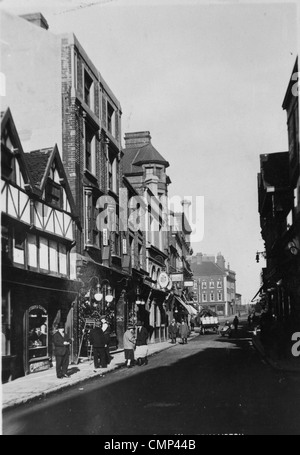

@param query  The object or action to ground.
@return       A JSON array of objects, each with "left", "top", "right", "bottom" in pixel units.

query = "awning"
[{"left": 174, "top": 296, "right": 196, "bottom": 315}]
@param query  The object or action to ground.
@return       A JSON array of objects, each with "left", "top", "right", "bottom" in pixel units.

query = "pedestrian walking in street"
[
  {"left": 168, "top": 319, "right": 177, "bottom": 344},
  {"left": 89, "top": 321, "right": 107, "bottom": 370},
  {"left": 123, "top": 325, "right": 136, "bottom": 368},
  {"left": 180, "top": 319, "right": 189, "bottom": 344},
  {"left": 53, "top": 322, "right": 72, "bottom": 379},
  {"left": 135, "top": 320, "right": 149, "bottom": 366},
  {"left": 100, "top": 315, "right": 112, "bottom": 365},
  {"left": 233, "top": 315, "right": 239, "bottom": 333}
]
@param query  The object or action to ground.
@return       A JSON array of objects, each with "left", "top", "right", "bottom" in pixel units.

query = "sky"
[{"left": 0, "top": 0, "right": 299, "bottom": 304}]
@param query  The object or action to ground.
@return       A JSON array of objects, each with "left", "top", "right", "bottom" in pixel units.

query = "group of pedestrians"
[
  {"left": 52, "top": 316, "right": 191, "bottom": 379},
  {"left": 168, "top": 319, "right": 189, "bottom": 344}
]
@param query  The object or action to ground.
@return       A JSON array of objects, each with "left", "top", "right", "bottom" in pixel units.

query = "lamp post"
[{"left": 83, "top": 276, "right": 113, "bottom": 318}]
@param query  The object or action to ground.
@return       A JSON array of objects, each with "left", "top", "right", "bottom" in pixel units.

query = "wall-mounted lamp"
[
  {"left": 256, "top": 251, "right": 266, "bottom": 263},
  {"left": 87, "top": 277, "right": 113, "bottom": 303}
]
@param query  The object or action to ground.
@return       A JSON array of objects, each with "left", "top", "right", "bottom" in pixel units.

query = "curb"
[
  {"left": 2, "top": 334, "right": 199, "bottom": 411},
  {"left": 251, "top": 335, "right": 300, "bottom": 373}
]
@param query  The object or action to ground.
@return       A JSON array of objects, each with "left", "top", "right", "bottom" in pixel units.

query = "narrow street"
[{"left": 3, "top": 323, "right": 300, "bottom": 435}]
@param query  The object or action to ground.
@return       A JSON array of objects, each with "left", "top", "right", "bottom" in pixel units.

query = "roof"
[
  {"left": 25, "top": 148, "right": 52, "bottom": 187},
  {"left": 122, "top": 143, "right": 169, "bottom": 175},
  {"left": 191, "top": 261, "right": 224, "bottom": 277}
]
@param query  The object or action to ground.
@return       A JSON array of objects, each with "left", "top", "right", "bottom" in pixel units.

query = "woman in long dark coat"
[{"left": 179, "top": 320, "right": 189, "bottom": 344}]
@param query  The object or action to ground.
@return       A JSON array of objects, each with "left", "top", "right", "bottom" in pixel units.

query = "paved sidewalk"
[
  {"left": 2, "top": 333, "right": 198, "bottom": 411},
  {"left": 252, "top": 334, "right": 300, "bottom": 373}
]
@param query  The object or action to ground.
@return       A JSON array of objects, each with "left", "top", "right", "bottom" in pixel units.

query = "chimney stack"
[
  {"left": 20, "top": 13, "right": 49, "bottom": 30},
  {"left": 124, "top": 131, "right": 151, "bottom": 148}
]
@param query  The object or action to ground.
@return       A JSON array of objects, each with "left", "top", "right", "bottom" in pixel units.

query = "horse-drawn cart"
[{"left": 195, "top": 309, "right": 219, "bottom": 334}]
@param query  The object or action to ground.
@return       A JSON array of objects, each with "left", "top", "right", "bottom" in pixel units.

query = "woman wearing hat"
[
  {"left": 135, "top": 321, "right": 149, "bottom": 366},
  {"left": 123, "top": 325, "right": 136, "bottom": 368}
]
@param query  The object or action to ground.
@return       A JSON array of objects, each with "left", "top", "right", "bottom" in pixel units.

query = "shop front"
[{"left": 2, "top": 268, "right": 79, "bottom": 381}]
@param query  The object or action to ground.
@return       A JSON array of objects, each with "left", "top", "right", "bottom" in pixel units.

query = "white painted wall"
[{"left": 0, "top": 10, "right": 62, "bottom": 153}]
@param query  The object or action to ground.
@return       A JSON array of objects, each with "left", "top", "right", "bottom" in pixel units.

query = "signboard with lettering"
[{"left": 171, "top": 273, "right": 183, "bottom": 282}]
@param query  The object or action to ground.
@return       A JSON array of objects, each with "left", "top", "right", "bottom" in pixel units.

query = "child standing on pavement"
[{"left": 123, "top": 325, "right": 136, "bottom": 368}]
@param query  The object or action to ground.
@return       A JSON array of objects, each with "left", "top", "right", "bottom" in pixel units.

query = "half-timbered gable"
[
  {"left": 26, "top": 145, "right": 78, "bottom": 243},
  {"left": 1, "top": 108, "right": 81, "bottom": 380}
]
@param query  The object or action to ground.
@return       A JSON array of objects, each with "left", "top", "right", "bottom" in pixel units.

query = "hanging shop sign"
[
  {"left": 170, "top": 273, "right": 183, "bottom": 282},
  {"left": 184, "top": 280, "right": 194, "bottom": 287},
  {"left": 103, "top": 228, "right": 108, "bottom": 246},
  {"left": 157, "top": 272, "right": 170, "bottom": 289}
]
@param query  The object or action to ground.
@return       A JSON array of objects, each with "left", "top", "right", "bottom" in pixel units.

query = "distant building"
[{"left": 190, "top": 253, "right": 236, "bottom": 316}]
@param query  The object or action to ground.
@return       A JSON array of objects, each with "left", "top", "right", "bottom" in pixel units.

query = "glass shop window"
[{"left": 28, "top": 306, "right": 48, "bottom": 361}]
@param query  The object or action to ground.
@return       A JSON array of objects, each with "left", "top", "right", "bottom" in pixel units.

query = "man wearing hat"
[
  {"left": 100, "top": 315, "right": 112, "bottom": 365},
  {"left": 89, "top": 320, "right": 107, "bottom": 369},
  {"left": 53, "top": 322, "right": 72, "bottom": 379}
]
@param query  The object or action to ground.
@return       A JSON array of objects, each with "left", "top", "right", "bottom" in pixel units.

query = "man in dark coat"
[
  {"left": 168, "top": 319, "right": 177, "bottom": 344},
  {"left": 100, "top": 315, "right": 112, "bottom": 365},
  {"left": 52, "top": 322, "right": 72, "bottom": 379},
  {"left": 89, "top": 320, "right": 107, "bottom": 369}
]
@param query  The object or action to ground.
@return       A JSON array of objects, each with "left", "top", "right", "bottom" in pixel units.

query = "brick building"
[{"left": 190, "top": 253, "right": 237, "bottom": 316}]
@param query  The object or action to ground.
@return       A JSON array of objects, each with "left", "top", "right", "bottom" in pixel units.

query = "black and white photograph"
[{"left": 1, "top": 0, "right": 300, "bottom": 438}]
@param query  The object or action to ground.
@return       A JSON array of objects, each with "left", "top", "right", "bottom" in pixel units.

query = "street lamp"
[{"left": 255, "top": 251, "right": 266, "bottom": 263}]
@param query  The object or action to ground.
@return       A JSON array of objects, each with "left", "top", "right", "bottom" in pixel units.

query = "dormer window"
[{"left": 45, "top": 178, "right": 62, "bottom": 208}]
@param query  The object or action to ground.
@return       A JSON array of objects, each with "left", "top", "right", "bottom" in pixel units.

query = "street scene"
[
  {"left": 2, "top": 319, "right": 300, "bottom": 435},
  {"left": 1, "top": 0, "right": 300, "bottom": 437}
]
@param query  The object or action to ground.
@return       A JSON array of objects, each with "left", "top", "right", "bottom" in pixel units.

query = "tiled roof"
[
  {"left": 25, "top": 148, "right": 52, "bottom": 187},
  {"left": 191, "top": 261, "right": 224, "bottom": 277},
  {"left": 122, "top": 143, "right": 169, "bottom": 175}
]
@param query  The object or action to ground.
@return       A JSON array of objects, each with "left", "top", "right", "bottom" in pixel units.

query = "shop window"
[
  {"left": 28, "top": 305, "right": 49, "bottom": 365},
  {"left": 13, "top": 228, "right": 26, "bottom": 265}
]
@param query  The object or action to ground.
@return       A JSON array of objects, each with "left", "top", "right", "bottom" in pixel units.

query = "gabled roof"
[
  {"left": 25, "top": 144, "right": 78, "bottom": 217},
  {"left": 122, "top": 143, "right": 170, "bottom": 175},
  {"left": 26, "top": 148, "right": 52, "bottom": 188},
  {"left": 191, "top": 261, "right": 225, "bottom": 277},
  {"left": 1, "top": 107, "right": 34, "bottom": 189}
]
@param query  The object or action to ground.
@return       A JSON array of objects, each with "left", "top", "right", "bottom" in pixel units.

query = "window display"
[{"left": 28, "top": 305, "right": 48, "bottom": 361}]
